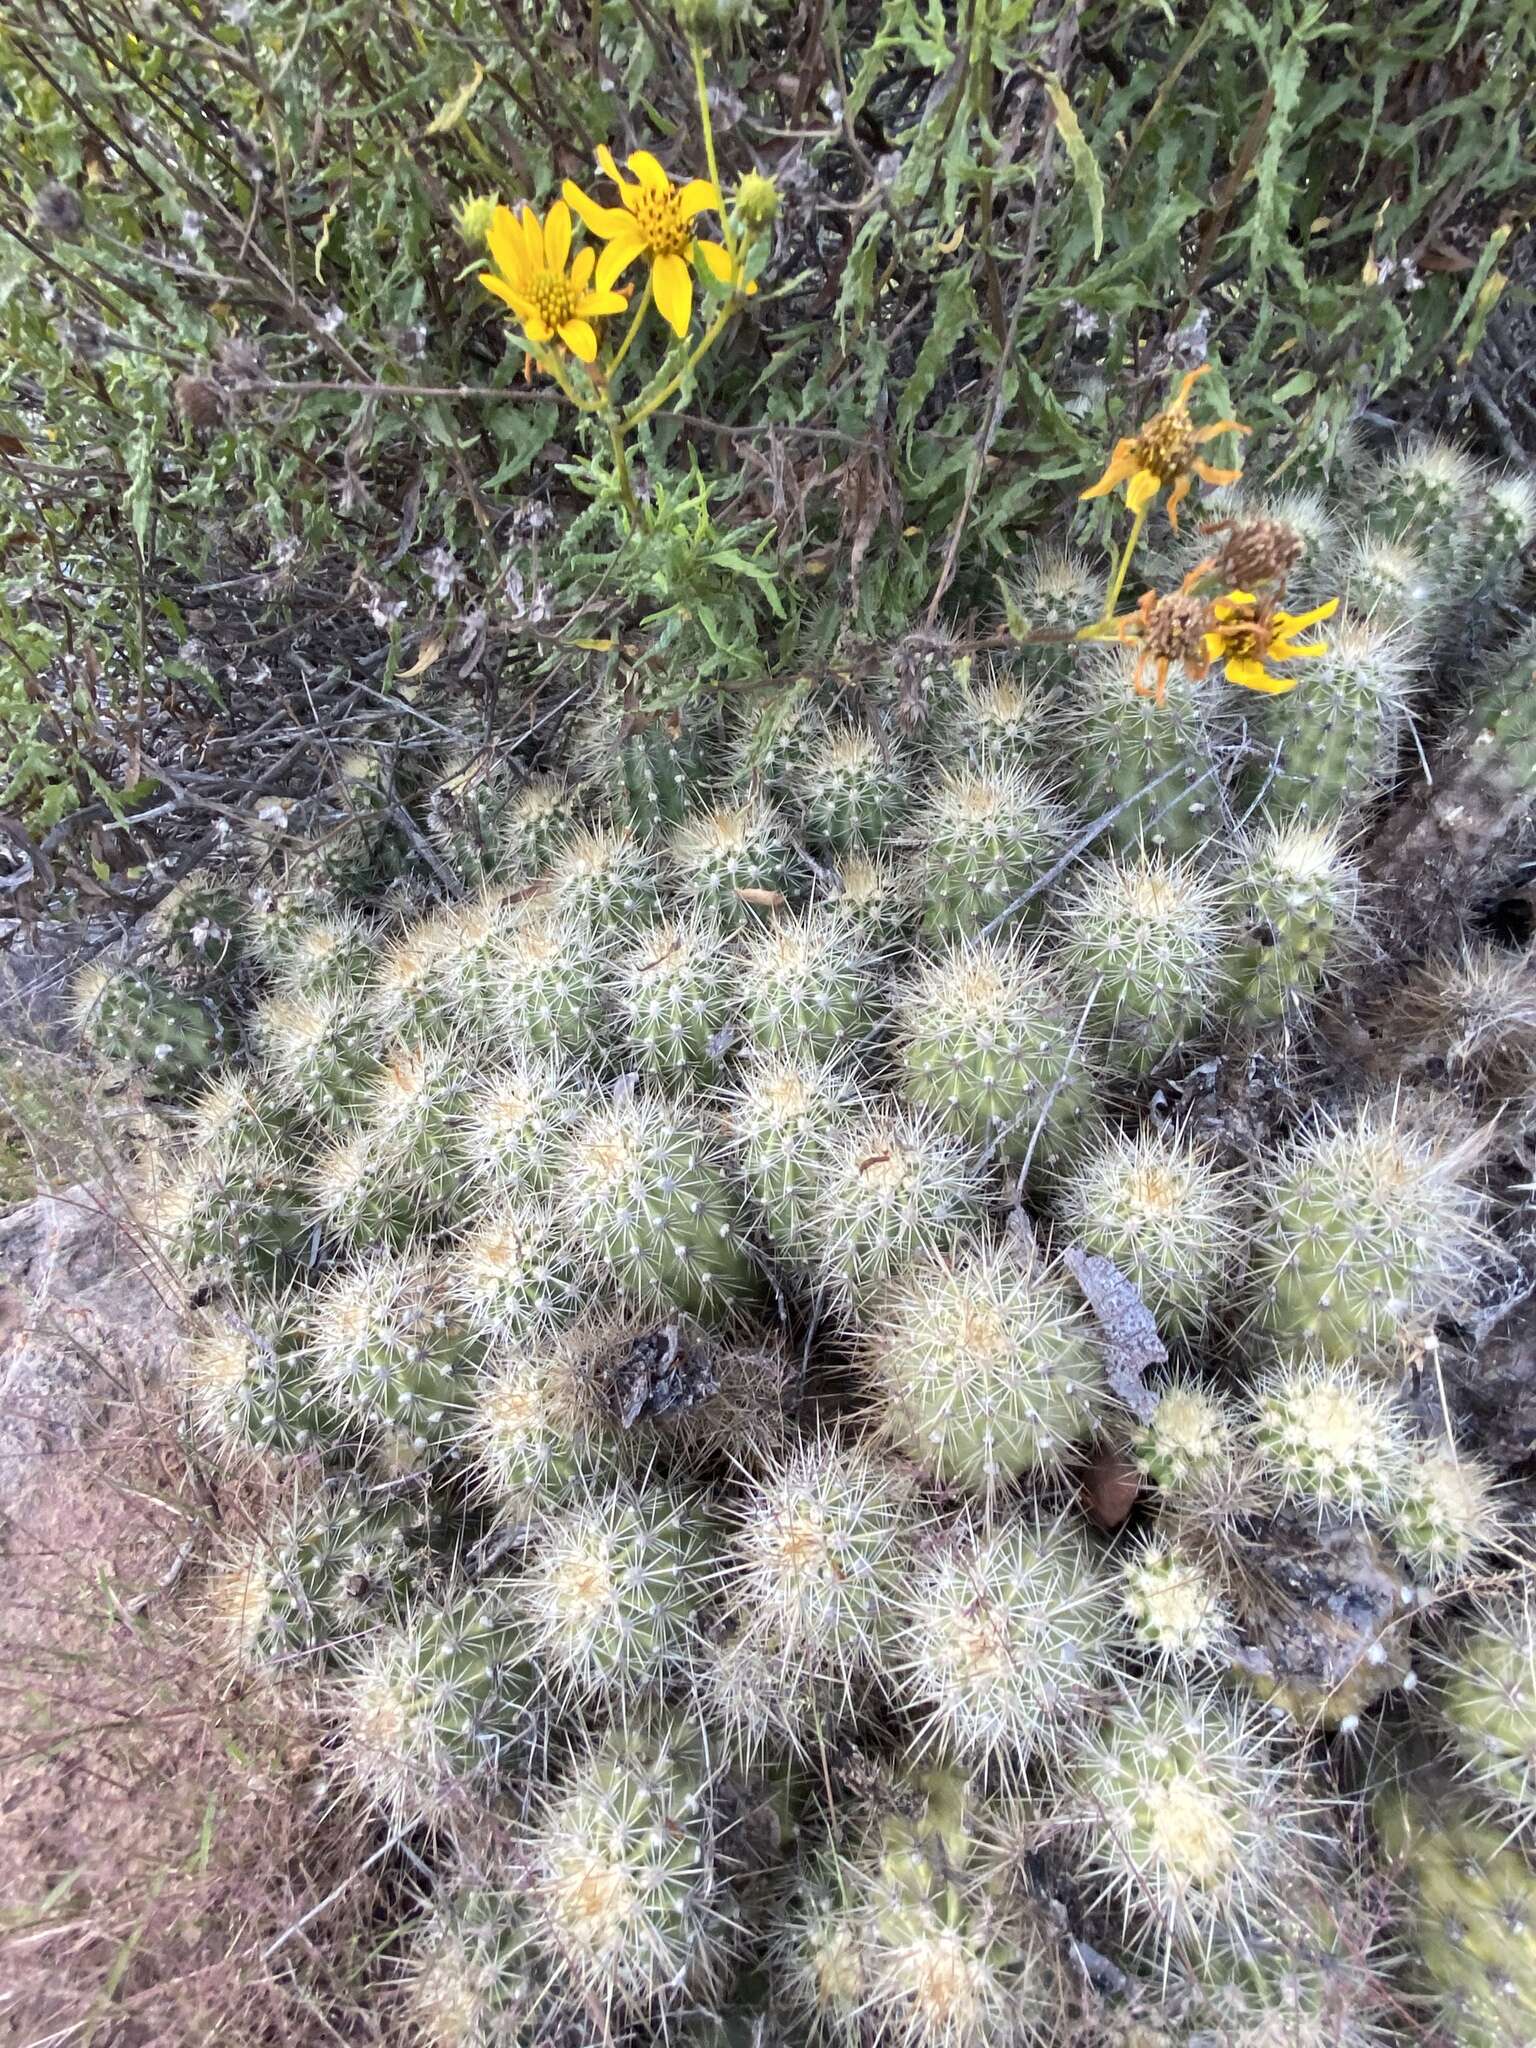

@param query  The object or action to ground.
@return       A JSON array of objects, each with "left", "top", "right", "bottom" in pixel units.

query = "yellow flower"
[
  {"left": 1201, "top": 591, "right": 1340, "bottom": 694},
  {"left": 1080, "top": 366, "right": 1249, "bottom": 530},
  {"left": 563, "top": 146, "right": 735, "bottom": 339},
  {"left": 478, "top": 199, "right": 627, "bottom": 364}
]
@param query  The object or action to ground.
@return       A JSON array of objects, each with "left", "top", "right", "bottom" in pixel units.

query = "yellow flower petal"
[
  {"left": 577, "top": 285, "right": 630, "bottom": 318},
  {"left": 695, "top": 238, "right": 733, "bottom": 283},
  {"left": 1225, "top": 657, "right": 1297, "bottom": 694},
  {"left": 677, "top": 178, "right": 720, "bottom": 222},
  {"left": 563, "top": 180, "right": 630, "bottom": 239},
  {"left": 652, "top": 250, "right": 693, "bottom": 336},
  {"left": 486, "top": 205, "right": 526, "bottom": 287},
  {"left": 478, "top": 271, "right": 522, "bottom": 309},
  {"left": 1126, "top": 466, "right": 1162, "bottom": 513},
  {"left": 543, "top": 199, "right": 572, "bottom": 274},
  {"left": 517, "top": 205, "right": 544, "bottom": 274},
  {"left": 1273, "top": 637, "right": 1329, "bottom": 659},
  {"left": 521, "top": 312, "right": 553, "bottom": 344},
  {"left": 596, "top": 143, "right": 629, "bottom": 191},
  {"left": 557, "top": 317, "right": 598, "bottom": 363},
  {"left": 628, "top": 149, "right": 670, "bottom": 190},
  {"left": 1277, "top": 598, "right": 1340, "bottom": 633},
  {"left": 570, "top": 244, "right": 596, "bottom": 292},
  {"left": 1078, "top": 443, "right": 1138, "bottom": 503},
  {"left": 597, "top": 230, "right": 646, "bottom": 292}
]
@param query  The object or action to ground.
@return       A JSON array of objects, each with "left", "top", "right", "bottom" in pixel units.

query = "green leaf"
[
  {"left": 1043, "top": 73, "right": 1105, "bottom": 260},
  {"left": 896, "top": 269, "right": 976, "bottom": 451},
  {"left": 424, "top": 64, "right": 484, "bottom": 136}
]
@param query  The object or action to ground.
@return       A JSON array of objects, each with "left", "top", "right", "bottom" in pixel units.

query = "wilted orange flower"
[
  {"left": 1081, "top": 366, "right": 1249, "bottom": 530},
  {"left": 1202, "top": 592, "right": 1340, "bottom": 694}
]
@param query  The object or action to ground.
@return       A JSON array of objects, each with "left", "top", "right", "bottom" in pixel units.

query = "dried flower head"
[
  {"left": 1208, "top": 515, "right": 1305, "bottom": 591},
  {"left": 1112, "top": 586, "right": 1217, "bottom": 705},
  {"left": 1081, "top": 366, "right": 1249, "bottom": 530}
]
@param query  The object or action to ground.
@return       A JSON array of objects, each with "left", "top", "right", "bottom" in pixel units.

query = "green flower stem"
[
  {"left": 533, "top": 346, "right": 592, "bottom": 412},
  {"left": 1099, "top": 501, "right": 1149, "bottom": 622},
  {"left": 691, "top": 37, "right": 739, "bottom": 277},
  {"left": 607, "top": 278, "right": 654, "bottom": 380},
  {"left": 621, "top": 304, "right": 734, "bottom": 433},
  {"left": 609, "top": 412, "right": 641, "bottom": 525}
]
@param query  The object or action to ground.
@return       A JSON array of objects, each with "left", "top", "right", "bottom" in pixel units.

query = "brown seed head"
[
  {"left": 174, "top": 373, "right": 229, "bottom": 431},
  {"left": 1211, "top": 516, "right": 1304, "bottom": 591},
  {"left": 1139, "top": 589, "right": 1213, "bottom": 665}
]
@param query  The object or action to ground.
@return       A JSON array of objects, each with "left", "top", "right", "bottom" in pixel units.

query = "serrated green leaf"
[
  {"left": 896, "top": 269, "right": 976, "bottom": 450},
  {"left": 1043, "top": 73, "right": 1104, "bottom": 260}
]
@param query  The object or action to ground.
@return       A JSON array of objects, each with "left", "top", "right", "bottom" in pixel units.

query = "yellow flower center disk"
[
  {"left": 630, "top": 186, "right": 693, "bottom": 259},
  {"left": 1134, "top": 408, "right": 1197, "bottom": 485},
  {"left": 530, "top": 268, "right": 581, "bottom": 332}
]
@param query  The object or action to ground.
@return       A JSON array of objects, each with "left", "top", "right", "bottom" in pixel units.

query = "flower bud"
[
  {"left": 735, "top": 172, "right": 779, "bottom": 232},
  {"left": 671, "top": 0, "right": 750, "bottom": 38},
  {"left": 454, "top": 193, "right": 498, "bottom": 249}
]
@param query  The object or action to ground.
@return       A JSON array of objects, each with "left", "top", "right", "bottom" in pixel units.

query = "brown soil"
[{"left": 0, "top": 1406, "right": 401, "bottom": 2047}]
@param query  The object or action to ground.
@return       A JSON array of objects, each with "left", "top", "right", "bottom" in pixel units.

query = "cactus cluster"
[{"left": 85, "top": 436, "right": 1536, "bottom": 2044}]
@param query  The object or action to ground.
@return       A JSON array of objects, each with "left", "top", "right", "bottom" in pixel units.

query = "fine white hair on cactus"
[
  {"left": 1119, "top": 1534, "right": 1231, "bottom": 1663},
  {"left": 308, "top": 1252, "right": 479, "bottom": 1457},
  {"left": 528, "top": 1720, "right": 738, "bottom": 2018},
  {"left": 558, "top": 1089, "right": 760, "bottom": 1317},
  {"left": 821, "top": 847, "right": 914, "bottom": 954},
  {"left": 1131, "top": 1377, "right": 1245, "bottom": 1508},
  {"left": 524, "top": 1479, "right": 719, "bottom": 1708},
  {"left": 721, "top": 1435, "right": 919, "bottom": 1705},
  {"left": 1249, "top": 1358, "right": 1414, "bottom": 1519},
  {"left": 405, "top": 1881, "right": 559, "bottom": 2048},
  {"left": 1056, "top": 849, "right": 1233, "bottom": 1076},
  {"left": 942, "top": 663, "right": 1053, "bottom": 773},
  {"left": 1227, "top": 815, "right": 1361, "bottom": 1034},
  {"left": 463, "top": 1327, "right": 624, "bottom": 1512},
  {"left": 549, "top": 822, "right": 661, "bottom": 936},
  {"left": 273, "top": 907, "right": 374, "bottom": 1002},
  {"left": 443, "top": 1195, "right": 584, "bottom": 1342},
  {"left": 890, "top": 1509, "right": 1116, "bottom": 1771},
  {"left": 612, "top": 914, "right": 737, "bottom": 1084},
  {"left": 862, "top": 1244, "right": 1105, "bottom": 1497},
  {"left": 370, "top": 913, "right": 461, "bottom": 1041},
  {"left": 1247, "top": 1098, "right": 1488, "bottom": 1367},
  {"left": 908, "top": 759, "right": 1067, "bottom": 940},
  {"left": 252, "top": 985, "right": 381, "bottom": 1125},
  {"left": 724, "top": 1053, "right": 851, "bottom": 1266},
  {"left": 668, "top": 797, "right": 800, "bottom": 929},
  {"left": 1433, "top": 1591, "right": 1536, "bottom": 1818},
  {"left": 489, "top": 906, "right": 609, "bottom": 1058},
  {"left": 797, "top": 723, "right": 911, "bottom": 853},
  {"left": 894, "top": 933, "right": 1100, "bottom": 1173},
  {"left": 802, "top": 1107, "right": 983, "bottom": 1303},
  {"left": 737, "top": 906, "right": 885, "bottom": 1068},
  {"left": 1066, "top": 1674, "right": 1309, "bottom": 1954},
  {"left": 1055, "top": 1122, "right": 1245, "bottom": 1341},
  {"left": 1387, "top": 1442, "right": 1504, "bottom": 1591},
  {"left": 457, "top": 1048, "right": 593, "bottom": 1198},
  {"left": 337, "top": 1588, "right": 542, "bottom": 1829}
]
